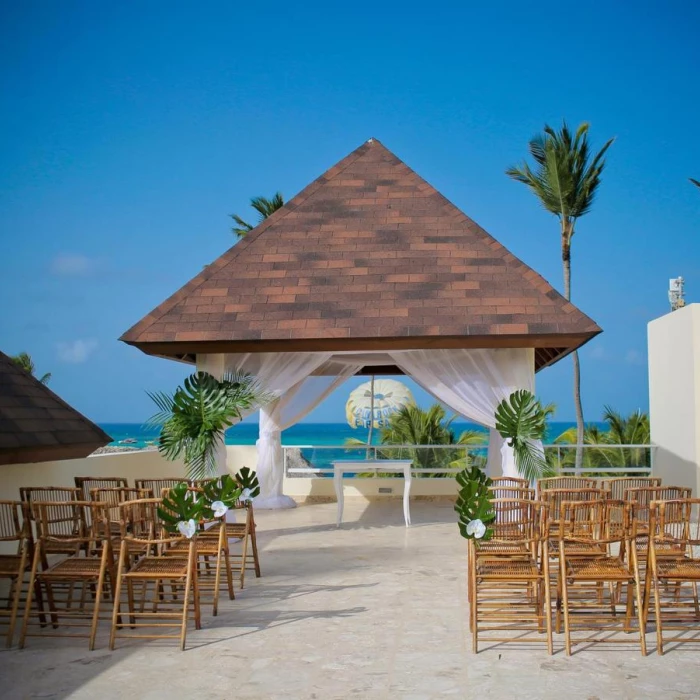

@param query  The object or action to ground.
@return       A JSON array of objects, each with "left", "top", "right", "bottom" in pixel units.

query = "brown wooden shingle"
[
  {"left": 120, "top": 139, "right": 601, "bottom": 369},
  {"left": 0, "top": 351, "right": 111, "bottom": 465}
]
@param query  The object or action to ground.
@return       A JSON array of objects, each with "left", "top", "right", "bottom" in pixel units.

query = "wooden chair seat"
[
  {"left": 0, "top": 556, "right": 24, "bottom": 575},
  {"left": 565, "top": 556, "right": 632, "bottom": 581},
  {"left": 654, "top": 558, "right": 700, "bottom": 579},
  {"left": 126, "top": 556, "right": 190, "bottom": 578},
  {"left": 477, "top": 558, "right": 540, "bottom": 579},
  {"left": 38, "top": 557, "right": 106, "bottom": 579}
]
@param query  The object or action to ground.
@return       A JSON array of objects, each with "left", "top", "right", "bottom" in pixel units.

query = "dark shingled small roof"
[
  {"left": 121, "top": 139, "right": 601, "bottom": 370},
  {"left": 0, "top": 351, "right": 112, "bottom": 465}
]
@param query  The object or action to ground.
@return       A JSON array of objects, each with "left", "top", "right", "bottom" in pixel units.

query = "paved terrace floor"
[{"left": 1, "top": 500, "right": 699, "bottom": 699}]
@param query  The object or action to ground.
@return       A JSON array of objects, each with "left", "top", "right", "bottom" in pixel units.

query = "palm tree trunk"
[
  {"left": 562, "top": 226, "right": 585, "bottom": 471},
  {"left": 366, "top": 375, "right": 375, "bottom": 459}
]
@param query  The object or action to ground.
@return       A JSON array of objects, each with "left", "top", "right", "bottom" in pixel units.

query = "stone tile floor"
[{"left": 1, "top": 500, "right": 699, "bottom": 699}]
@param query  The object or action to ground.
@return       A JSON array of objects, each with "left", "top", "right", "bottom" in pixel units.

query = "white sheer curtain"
[
  {"left": 388, "top": 348, "right": 536, "bottom": 478},
  {"left": 224, "top": 353, "right": 361, "bottom": 509}
]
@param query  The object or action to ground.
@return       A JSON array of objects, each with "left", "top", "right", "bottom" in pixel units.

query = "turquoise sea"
[{"left": 100, "top": 421, "right": 600, "bottom": 448}]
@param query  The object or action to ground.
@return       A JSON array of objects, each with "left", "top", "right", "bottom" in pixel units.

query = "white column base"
[{"left": 253, "top": 494, "right": 297, "bottom": 510}]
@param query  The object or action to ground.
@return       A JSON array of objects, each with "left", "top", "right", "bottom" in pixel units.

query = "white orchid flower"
[
  {"left": 177, "top": 519, "right": 197, "bottom": 539},
  {"left": 211, "top": 500, "right": 228, "bottom": 518},
  {"left": 240, "top": 488, "right": 252, "bottom": 503},
  {"left": 466, "top": 519, "right": 486, "bottom": 539}
]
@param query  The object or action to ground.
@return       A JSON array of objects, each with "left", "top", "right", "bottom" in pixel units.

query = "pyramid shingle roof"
[
  {"left": 121, "top": 139, "right": 600, "bottom": 370},
  {"left": 0, "top": 351, "right": 111, "bottom": 465}
]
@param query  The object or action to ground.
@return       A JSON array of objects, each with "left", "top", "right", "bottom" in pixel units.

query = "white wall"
[
  {"left": 0, "top": 445, "right": 456, "bottom": 503},
  {"left": 648, "top": 303, "right": 700, "bottom": 493}
]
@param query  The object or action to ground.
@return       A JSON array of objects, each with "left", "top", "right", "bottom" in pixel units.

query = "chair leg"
[
  {"left": 19, "top": 545, "right": 42, "bottom": 648},
  {"left": 88, "top": 550, "right": 109, "bottom": 651},
  {"left": 110, "top": 546, "right": 127, "bottom": 650},
  {"left": 543, "top": 554, "right": 553, "bottom": 655},
  {"left": 250, "top": 525, "right": 261, "bottom": 578},
  {"left": 652, "top": 571, "right": 664, "bottom": 655},
  {"left": 632, "top": 567, "right": 647, "bottom": 656},
  {"left": 560, "top": 554, "right": 572, "bottom": 656}
]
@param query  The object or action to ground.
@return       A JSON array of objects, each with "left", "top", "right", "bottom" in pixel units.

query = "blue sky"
[{"left": 1, "top": 1, "right": 698, "bottom": 425}]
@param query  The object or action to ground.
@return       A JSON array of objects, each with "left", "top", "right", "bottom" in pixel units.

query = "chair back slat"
[
  {"left": 489, "top": 477, "right": 529, "bottom": 488},
  {"left": 490, "top": 499, "right": 542, "bottom": 544},
  {"left": 0, "top": 501, "right": 25, "bottom": 541},
  {"left": 558, "top": 499, "right": 628, "bottom": 544},
  {"left": 134, "top": 478, "right": 188, "bottom": 496},
  {"left": 603, "top": 477, "right": 662, "bottom": 500},
  {"left": 75, "top": 477, "right": 128, "bottom": 500},
  {"left": 650, "top": 498, "right": 700, "bottom": 546},
  {"left": 488, "top": 486, "right": 535, "bottom": 500},
  {"left": 540, "top": 488, "right": 609, "bottom": 519},
  {"left": 537, "top": 477, "right": 596, "bottom": 496},
  {"left": 32, "top": 501, "right": 108, "bottom": 545}
]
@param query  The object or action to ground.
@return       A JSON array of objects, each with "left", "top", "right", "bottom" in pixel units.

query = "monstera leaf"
[
  {"left": 234, "top": 466, "right": 260, "bottom": 499},
  {"left": 494, "top": 390, "right": 554, "bottom": 481},
  {"left": 200, "top": 474, "right": 243, "bottom": 518},
  {"left": 454, "top": 465, "right": 495, "bottom": 542},
  {"left": 158, "top": 482, "right": 204, "bottom": 535},
  {"left": 147, "top": 370, "right": 270, "bottom": 480}
]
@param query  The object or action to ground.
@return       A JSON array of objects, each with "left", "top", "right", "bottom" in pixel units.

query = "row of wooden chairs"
[
  {"left": 5, "top": 495, "right": 245, "bottom": 651},
  {"left": 470, "top": 487, "right": 700, "bottom": 655},
  {"left": 0, "top": 478, "right": 261, "bottom": 649}
]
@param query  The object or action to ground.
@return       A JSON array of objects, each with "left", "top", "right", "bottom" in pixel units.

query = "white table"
[{"left": 332, "top": 460, "right": 414, "bottom": 527}]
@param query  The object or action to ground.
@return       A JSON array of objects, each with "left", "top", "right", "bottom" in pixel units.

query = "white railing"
[{"left": 282, "top": 444, "right": 656, "bottom": 479}]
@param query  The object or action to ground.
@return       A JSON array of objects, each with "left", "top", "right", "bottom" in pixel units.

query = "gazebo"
[
  {"left": 121, "top": 138, "right": 600, "bottom": 507},
  {"left": 0, "top": 351, "right": 111, "bottom": 465}
]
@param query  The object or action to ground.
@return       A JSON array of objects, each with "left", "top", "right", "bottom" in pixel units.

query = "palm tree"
[
  {"left": 506, "top": 121, "right": 614, "bottom": 470},
  {"left": 347, "top": 403, "right": 486, "bottom": 474},
  {"left": 147, "top": 371, "right": 271, "bottom": 480},
  {"left": 11, "top": 352, "right": 51, "bottom": 385},
  {"left": 231, "top": 192, "right": 284, "bottom": 238},
  {"left": 554, "top": 406, "right": 651, "bottom": 471}
]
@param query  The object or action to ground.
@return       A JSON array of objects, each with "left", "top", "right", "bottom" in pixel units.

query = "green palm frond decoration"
[
  {"left": 158, "top": 482, "right": 204, "bottom": 534},
  {"left": 231, "top": 192, "right": 285, "bottom": 238},
  {"left": 146, "top": 371, "right": 271, "bottom": 481},
  {"left": 454, "top": 465, "right": 495, "bottom": 542},
  {"left": 494, "top": 390, "right": 554, "bottom": 481},
  {"left": 200, "top": 474, "right": 242, "bottom": 517},
  {"left": 234, "top": 466, "right": 261, "bottom": 499}
]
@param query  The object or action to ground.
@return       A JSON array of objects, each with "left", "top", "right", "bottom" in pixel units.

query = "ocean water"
[{"left": 99, "top": 421, "right": 599, "bottom": 449}]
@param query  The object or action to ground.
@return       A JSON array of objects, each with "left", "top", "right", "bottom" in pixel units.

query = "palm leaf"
[
  {"left": 234, "top": 466, "right": 260, "bottom": 498},
  {"left": 158, "top": 482, "right": 203, "bottom": 533},
  {"left": 454, "top": 465, "right": 495, "bottom": 542},
  {"left": 494, "top": 390, "right": 554, "bottom": 480}
]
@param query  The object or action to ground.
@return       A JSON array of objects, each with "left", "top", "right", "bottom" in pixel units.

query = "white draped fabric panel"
[
  {"left": 388, "top": 348, "right": 536, "bottom": 478},
  {"left": 224, "top": 353, "right": 361, "bottom": 509}
]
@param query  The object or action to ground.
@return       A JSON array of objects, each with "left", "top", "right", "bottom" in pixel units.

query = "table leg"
[
  {"left": 334, "top": 468, "right": 344, "bottom": 527},
  {"left": 403, "top": 465, "right": 412, "bottom": 527}
]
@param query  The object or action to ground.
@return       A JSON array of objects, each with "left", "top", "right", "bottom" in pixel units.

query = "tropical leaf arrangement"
[
  {"left": 235, "top": 466, "right": 261, "bottom": 499},
  {"left": 147, "top": 370, "right": 270, "bottom": 480},
  {"left": 158, "top": 482, "right": 205, "bottom": 537},
  {"left": 494, "top": 389, "right": 555, "bottom": 481},
  {"left": 454, "top": 465, "right": 495, "bottom": 542},
  {"left": 157, "top": 468, "right": 261, "bottom": 537}
]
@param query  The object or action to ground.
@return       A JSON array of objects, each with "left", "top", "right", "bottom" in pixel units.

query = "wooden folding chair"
[
  {"left": 160, "top": 488, "right": 234, "bottom": 615},
  {"left": 20, "top": 487, "right": 84, "bottom": 568},
  {"left": 0, "top": 501, "right": 30, "bottom": 647},
  {"left": 110, "top": 499, "right": 200, "bottom": 651},
  {"left": 643, "top": 498, "right": 700, "bottom": 654},
  {"left": 469, "top": 499, "right": 552, "bottom": 653},
  {"left": 556, "top": 500, "right": 646, "bottom": 656},
  {"left": 537, "top": 476, "right": 596, "bottom": 496},
  {"left": 75, "top": 477, "right": 128, "bottom": 501},
  {"left": 134, "top": 478, "right": 189, "bottom": 497},
  {"left": 191, "top": 480, "right": 261, "bottom": 588},
  {"left": 604, "top": 477, "right": 662, "bottom": 501},
  {"left": 20, "top": 501, "right": 115, "bottom": 650}
]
